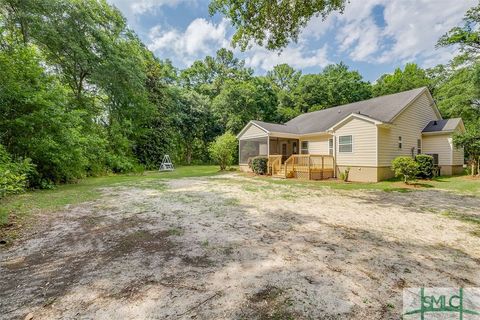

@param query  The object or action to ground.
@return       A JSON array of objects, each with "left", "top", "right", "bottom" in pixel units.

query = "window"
[
  {"left": 328, "top": 138, "right": 333, "bottom": 155},
  {"left": 301, "top": 141, "right": 309, "bottom": 154},
  {"left": 292, "top": 142, "right": 298, "bottom": 154},
  {"left": 398, "top": 136, "right": 402, "bottom": 149},
  {"left": 338, "top": 135, "right": 352, "bottom": 153},
  {"left": 417, "top": 139, "right": 422, "bottom": 154}
]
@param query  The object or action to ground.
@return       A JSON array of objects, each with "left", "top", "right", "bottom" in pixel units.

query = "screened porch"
[{"left": 238, "top": 136, "right": 300, "bottom": 165}]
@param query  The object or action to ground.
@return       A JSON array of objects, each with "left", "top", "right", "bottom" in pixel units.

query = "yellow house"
[{"left": 237, "top": 87, "right": 465, "bottom": 182}]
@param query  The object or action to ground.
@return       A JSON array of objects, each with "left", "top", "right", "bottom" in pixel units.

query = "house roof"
[
  {"left": 243, "top": 87, "right": 433, "bottom": 136},
  {"left": 250, "top": 120, "right": 299, "bottom": 134},
  {"left": 422, "top": 118, "right": 463, "bottom": 133}
]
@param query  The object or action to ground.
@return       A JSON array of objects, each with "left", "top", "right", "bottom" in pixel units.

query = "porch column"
[
  {"left": 333, "top": 133, "right": 337, "bottom": 178},
  {"left": 267, "top": 134, "right": 270, "bottom": 157}
]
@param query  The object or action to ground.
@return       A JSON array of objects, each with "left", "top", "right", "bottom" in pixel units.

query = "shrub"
[
  {"left": 251, "top": 157, "right": 268, "bottom": 175},
  {"left": 0, "top": 145, "right": 36, "bottom": 198},
  {"left": 415, "top": 154, "right": 434, "bottom": 179},
  {"left": 392, "top": 156, "right": 419, "bottom": 184},
  {"left": 106, "top": 154, "right": 143, "bottom": 174},
  {"left": 208, "top": 132, "right": 237, "bottom": 170},
  {"left": 339, "top": 167, "right": 350, "bottom": 182}
]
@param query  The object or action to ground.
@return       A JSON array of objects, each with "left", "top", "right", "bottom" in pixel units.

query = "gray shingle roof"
[
  {"left": 422, "top": 118, "right": 462, "bottom": 133},
  {"left": 249, "top": 87, "right": 428, "bottom": 135},
  {"left": 251, "top": 120, "right": 299, "bottom": 134}
]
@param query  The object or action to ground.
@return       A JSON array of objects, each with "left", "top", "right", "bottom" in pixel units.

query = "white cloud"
[
  {"left": 377, "top": 0, "right": 473, "bottom": 64},
  {"left": 148, "top": 18, "right": 230, "bottom": 65},
  {"left": 109, "top": 0, "right": 195, "bottom": 15},
  {"left": 112, "top": 0, "right": 475, "bottom": 77},
  {"left": 301, "top": 0, "right": 474, "bottom": 67},
  {"left": 244, "top": 45, "right": 331, "bottom": 71}
]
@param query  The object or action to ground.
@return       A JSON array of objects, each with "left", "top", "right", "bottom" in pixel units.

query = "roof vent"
[{"left": 433, "top": 120, "right": 438, "bottom": 125}]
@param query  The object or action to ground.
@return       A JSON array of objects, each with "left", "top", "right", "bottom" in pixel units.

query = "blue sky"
[{"left": 109, "top": 0, "right": 475, "bottom": 81}]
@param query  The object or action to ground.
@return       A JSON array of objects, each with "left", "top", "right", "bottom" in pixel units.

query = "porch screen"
[{"left": 239, "top": 137, "right": 268, "bottom": 164}]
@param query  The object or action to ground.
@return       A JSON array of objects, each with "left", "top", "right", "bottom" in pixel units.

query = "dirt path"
[{"left": 1, "top": 174, "right": 479, "bottom": 319}]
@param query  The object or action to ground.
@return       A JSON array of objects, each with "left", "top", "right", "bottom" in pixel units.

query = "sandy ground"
[{"left": 1, "top": 173, "right": 479, "bottom": 320}]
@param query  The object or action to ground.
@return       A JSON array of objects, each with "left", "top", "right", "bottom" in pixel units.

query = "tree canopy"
[
  {"left": 208, "top": 0, "right": 346, "bottom": 50},
  {"left": 1, "top": 0, "right": 480, "bottom": 191}
]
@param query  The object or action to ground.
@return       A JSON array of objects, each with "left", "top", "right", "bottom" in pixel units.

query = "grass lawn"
[
  {"left": 0, "top": 165, "right": 223, "bottom": 227},
  {"left": 250, "top": 173, "right": 480, "bottom": 194},
  {"left": 1, "top": 166, "right": 478, "bottom": 229},
  {"left": 2, "top": 165, "right": 479, "bottom": 319}
]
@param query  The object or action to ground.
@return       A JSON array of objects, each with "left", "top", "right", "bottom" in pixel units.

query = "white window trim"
[
  {"left": 328, "top": 138, "right": 334, "bottom": 156},
  {"left": 338, "top": 135, "right": 353, "bottom": 153},
  {"left": 301, "top": 141, "right": 309, "bottom": 154}
]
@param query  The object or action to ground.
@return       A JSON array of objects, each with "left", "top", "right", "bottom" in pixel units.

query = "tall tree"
[
  {"left": 432, "top": 64, "right": 480, "bottom": 125},
  {"left": 209, "top": 0, "right": 346, "bottom": 50},
  {"left": 213, "top": 77, "right": 277, "bottom": 133},
  {"left": 434, "top": 3, "right": 480, "bottom": 127},
  {"left": 293, "top": 63, "right": 371, "bottom": 113},
  {"left": 372, "top": 63, "right": 431, "bottom": 97},
  {"left": 173, "top": 89, "right": 211, "bottom": 164},
  {"left": 266, "top": 64, "right": 302, "bottom": 122},
  {"left": 180, "top": 48, "right": 253, "bottom": 97}
]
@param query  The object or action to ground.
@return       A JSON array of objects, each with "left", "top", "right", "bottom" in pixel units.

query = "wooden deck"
[{"left": 268, "top": 154, "right": 334, "bottom": 180}]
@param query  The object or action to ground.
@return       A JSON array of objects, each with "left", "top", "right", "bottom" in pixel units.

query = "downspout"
[
  {"left": 333, "top": 131, "right": 337, "bottom": 178},
  {"left": 238, "top": 138, "right": 241, "bottom": 166}
]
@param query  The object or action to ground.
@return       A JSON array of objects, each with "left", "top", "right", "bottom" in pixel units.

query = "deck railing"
[
  {"left": 283, "top": 154, "right": 334, "bottom": 180},
  {"left": 267, "top": 155, "right": 282, "bottom": 175}
]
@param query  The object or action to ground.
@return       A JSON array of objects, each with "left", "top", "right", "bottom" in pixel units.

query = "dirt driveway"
[{"left": 1, "top": 174, "right": 479, "bottom": 319}]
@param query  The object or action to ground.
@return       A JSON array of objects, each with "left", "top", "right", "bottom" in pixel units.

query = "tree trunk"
[
  {"left": 185, "top": 147, "right": 192, "bottom": 165},
  {"left": 477, "top": 157, "right": 480, "bottom": 176}
]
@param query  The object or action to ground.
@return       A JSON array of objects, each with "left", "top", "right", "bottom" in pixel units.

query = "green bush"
[
  {"left": 106, "top": 154, "right": 143, "bottom": 174},
  {"left": 339, "top": 167, "right": 350, "bottom": 182},
  {"left": 0, "top": 145, "right": 36, "bottom": 198},
  {"left": 392, "top": 156, "right": 419, "bottom": 184},
  {"left": 415, "top": 154, "right": 434, "bottom": 179},
  {"left": 251, "top": 157, "right": 268, "bottom": 175},
  {"left": 208, "top": 132, "right": 237, "bottom": 170}
]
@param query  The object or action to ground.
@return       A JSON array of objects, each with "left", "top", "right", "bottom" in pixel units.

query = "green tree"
[
  {"left": 0, "top": 44, "right": 104, "bottom": 183},
  {"left": 267, "top": 63, "right": 301, "bottom": 91},
  {"left": 453, "top": 125, "right": 480, "bottom": 176},
  {"left": 437, "top": 3, "right": 480, "bottom": 60},
  {"left": 208, "top": 132, "right": 237, "bottom": 170},
  {"left": 180, "top": 48, "right": 253, "bottom": 97},
  {"left": 213, "top": 77, "right": 277, "bottom": 133},
  {"left": 372, "top": 63, "right": 431, "bottom": 97},
  {"left": 433, "top": 66, "right": 480, "bottom": 125},
  {"left": 173, "top": 89, "right": 211, "bottom": 164},
  {"left": 266, "top": 64, "right": 302, "bottom": 122},
  {"left": 293, "top": 63, "right": 371, "bottom": 113},
  {"left": 209, "top": 0, "right": 346, "bottom": 50}
]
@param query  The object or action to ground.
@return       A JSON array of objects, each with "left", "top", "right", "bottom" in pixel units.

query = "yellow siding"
[
  {"left": 422, "top": 134, "right": 453, "bottom": 166},
  {"left": 378, "top": 92, "right": 440, "bottom": 166},
  {"left": 240, "top": 124, "right": 267, "bottom": 139},
  {"left": 422, "top": 134, "right": 451, "bottom": 165},
  {"left": 299, "top": 135, "right": 331, "bottom": 155},
  {"left": 335, "top": 118, "right": 377, "bottom": 166}
]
